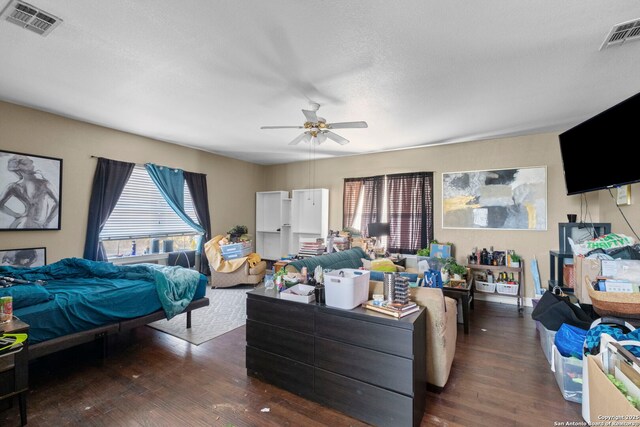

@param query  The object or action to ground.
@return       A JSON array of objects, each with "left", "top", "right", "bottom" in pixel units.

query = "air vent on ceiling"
[
  {"left": 600, "top": 18, "right": 640, "bottom": 50},
  {"left": 0, "top": 0, "right": 62, "bottom": 36}
]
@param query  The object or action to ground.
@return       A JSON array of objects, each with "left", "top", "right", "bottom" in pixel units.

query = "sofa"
[{"left": 286, "top": 248, "right": 458, "bottom": 389}]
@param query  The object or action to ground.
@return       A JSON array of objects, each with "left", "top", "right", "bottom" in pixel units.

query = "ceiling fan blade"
[
  {"left": 302, "top": 109, "right": 318, "bottom": 123},
  {"left": 261, "top": 125, "right": 304, "bottom": 129},
  {"left": 317, "top": 133, "right": 328, "bottom": 144},
  {"left": 325, "top": 131, "right": 350, "bottom": 145},
  {"left": 326, "top": 121, "right": 368, "bottom": 129},
  {"left": 288, "top": 132, "right": 309, "bottom": 145}
]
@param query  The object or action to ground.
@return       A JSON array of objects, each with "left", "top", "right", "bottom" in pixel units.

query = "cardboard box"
[
  {"left": 588, "top": 355, "right": 640, "bottom": 420},
  {"left": 429, "top": 243, "right": 452, "bottom": 259},
  {"left": 573, "top": 256, "right": 601, "bottom": 304}
]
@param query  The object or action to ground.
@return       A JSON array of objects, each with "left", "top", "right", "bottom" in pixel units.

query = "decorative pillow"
[
  {"left": 370, "top": 258, "right": 397, "bottom": 272},
  {"left": 0, "top": 284, "right": 54, "bottom": 309}
]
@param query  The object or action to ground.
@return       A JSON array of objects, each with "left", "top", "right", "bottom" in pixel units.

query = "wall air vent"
[
  {"left": 600, "top": 18, "right": 640, "bottom": 50},
  {"left": 0, "top": 0, "right": 62, "bottom": 36}
]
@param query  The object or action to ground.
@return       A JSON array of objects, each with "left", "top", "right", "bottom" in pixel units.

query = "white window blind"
[{"left": 100, "top": 166, "right": 200, "bottom": 240}]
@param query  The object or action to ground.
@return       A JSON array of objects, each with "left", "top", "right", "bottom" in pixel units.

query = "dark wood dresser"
[{"left": 246, "top": 287, "right": 427, "bottom": 427}]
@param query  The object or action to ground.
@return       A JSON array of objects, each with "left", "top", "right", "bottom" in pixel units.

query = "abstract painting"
[
  {"left": 0, "top": 247, "right": 46, "bottom": 267},
  {"left": 442, "top": 166, "right": 547, "bottom": 230},
  {"left": 0, "top": 150, "right": 62, "bottom": 230}
]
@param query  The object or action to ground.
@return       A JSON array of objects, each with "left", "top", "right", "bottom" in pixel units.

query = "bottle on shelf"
[
  {"left": 480, "top": 248, "right": 488, "bottom": 265},
  {"left": 486, "top": 270, "right": 494, "bottom": 283},
  {"left": 131, "top": 240, "right": 136, "bottom": 256}
]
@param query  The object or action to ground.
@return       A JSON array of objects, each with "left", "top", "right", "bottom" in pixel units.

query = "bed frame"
[{"left": 28, "top": 297, "right": 210, "bottom": 360}]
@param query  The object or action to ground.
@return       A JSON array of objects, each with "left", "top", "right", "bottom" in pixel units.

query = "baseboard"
[{"left": 474, "top": 292, "right": 534, "bottom": 307}]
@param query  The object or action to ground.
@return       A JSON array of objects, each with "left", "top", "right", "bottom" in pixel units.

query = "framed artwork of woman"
[{"left": 0, "top": 150, "right": 62, "bottom": 231}]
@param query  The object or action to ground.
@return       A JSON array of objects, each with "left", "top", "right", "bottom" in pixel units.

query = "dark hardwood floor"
[{"left": 1, "top": 300, "right": 582, "bottom": 426}]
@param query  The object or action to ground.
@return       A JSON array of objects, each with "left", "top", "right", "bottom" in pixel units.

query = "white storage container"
[
  {"left": 475, "top": 280, "right": 496, "bottom": 293},
  {"left": 280, "top": 284, "right": 316, "bottom": 304},
  {"left": 539, "top": 324, "right": 557, "bottom": 365},
  {"left": 496, "top": 282, "right": 519, "bottom": 295},
  {"left": 324, "top": 269, "right": 370, "bottom": 310},
  {"left": 551, "top": 345, "right": 583, "bottom": 403}
]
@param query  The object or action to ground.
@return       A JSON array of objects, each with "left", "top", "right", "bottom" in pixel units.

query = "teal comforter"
[{"left": 0, "top": 257, "right": 200, "bottom": 319}]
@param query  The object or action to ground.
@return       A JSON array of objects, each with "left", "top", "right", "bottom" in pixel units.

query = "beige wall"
[
  {"left": 265, "top": 133, "right": 600, "bottom": 298},
  {"left": 599, "top": 183, "right": 640, "bottom": 237},
  {"left": 0, "top": 101, "right": 265, "bottom": 263}
]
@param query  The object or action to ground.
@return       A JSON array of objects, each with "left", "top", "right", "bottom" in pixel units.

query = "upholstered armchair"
[
  {"left": 205, "top": 235, "right": 267, "bottom": 288},
  {"left": 210, "top": 260, "right": 266, "bottom": 288}
]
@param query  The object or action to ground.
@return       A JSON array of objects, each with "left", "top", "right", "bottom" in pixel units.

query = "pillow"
[
  {"left": 370, "top": 258, "right": 397, "bottom": 272},
  {"left": 369, "top": 271, "right": 419, "bottom": 282},
  {"left": 0, "top": 284, "right": 54, "bottom": 309}
]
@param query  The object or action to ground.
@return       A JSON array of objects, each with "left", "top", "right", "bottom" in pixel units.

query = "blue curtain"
[{"left": 145, "top": 163, "right": 204, "bottom": 234}]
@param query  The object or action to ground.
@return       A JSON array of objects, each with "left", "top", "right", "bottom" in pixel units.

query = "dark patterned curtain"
[
  {"left": 387, "top": 172, "right": 433, "bottom": 254},
  {"left": 343, "top": 178, "right": 363, "bottom": 229},
  {"left": 361, "top": 175, "right": 385, "bottom": 237}
]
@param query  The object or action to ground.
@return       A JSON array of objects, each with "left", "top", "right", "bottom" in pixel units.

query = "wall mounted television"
[{"left": 559, "top": 91, "right": 640, "bottom": 195}]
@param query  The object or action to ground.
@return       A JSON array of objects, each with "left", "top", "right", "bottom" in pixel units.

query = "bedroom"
[{"left": 2, "top": 1, "right": 640, "bottom": 426}]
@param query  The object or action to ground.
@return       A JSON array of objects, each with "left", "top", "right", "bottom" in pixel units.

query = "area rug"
[{"left": 147, "top": 285, "right": 254, "bottom": 345}]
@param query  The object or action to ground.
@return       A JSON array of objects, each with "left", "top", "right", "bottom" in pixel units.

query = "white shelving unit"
[
  {"left": 256, "top": 189, "right": 329, "bottom": 260},
  {"left": 291, "top": 188, "right": 329, "bottom": 255},
  {"left": 256, "top": 191, "right": 291, "bottom": 260}
]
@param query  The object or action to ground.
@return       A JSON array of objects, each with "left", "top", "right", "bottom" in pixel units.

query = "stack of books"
[
  {"left": 362, "top": 300, "right": 420, "bottom": 318},
  {"left": 298, "top": 238, "right": 326, "bottom": 257}
]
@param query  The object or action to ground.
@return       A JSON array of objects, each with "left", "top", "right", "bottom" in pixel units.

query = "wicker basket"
[{"left": 585, "top": 276, "right": 640, "bottom": 319}]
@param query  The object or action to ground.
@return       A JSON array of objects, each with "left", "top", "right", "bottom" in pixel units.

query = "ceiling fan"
[{"left": 261, "top": 103, "right": 368, "bottom": 145}]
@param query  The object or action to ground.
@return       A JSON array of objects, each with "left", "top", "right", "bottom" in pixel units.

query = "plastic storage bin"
[
  {"left": 496, "top": 282, "right": 519, "bottom": 295},
  {"left": 551, "top": 345, "right": 583, "bottom": 403},
  {"left": 539, "top": 324, "right": 557, "bottom": 365},
  {"left": 324, "top": 269, "right": 370, "bottom": 309},
  {"left": 475, "top": 280, "right": 496, "bottom": 293},
  {"left": 220, "top": 241, "right": 252, "bottom": 260}
]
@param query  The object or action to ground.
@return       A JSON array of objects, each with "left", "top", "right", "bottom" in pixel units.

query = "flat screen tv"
[{"left": 559, "top": 91, "right": 640, "bottom": 195}]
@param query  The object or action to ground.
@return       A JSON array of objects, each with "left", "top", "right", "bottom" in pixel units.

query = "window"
[
  {"left": 100, "top": 166, "right": 201, "bottom": 255},
  {"left": 343, "top": 172, "right": 433, "bottom": 254}
]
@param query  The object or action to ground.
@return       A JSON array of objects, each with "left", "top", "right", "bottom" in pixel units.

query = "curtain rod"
[
  {"left": 90, "top": 156, "right": 206, "bottom": 176},
  {"left": 90, "top": 155, "right": 144, "bottom": 167}
]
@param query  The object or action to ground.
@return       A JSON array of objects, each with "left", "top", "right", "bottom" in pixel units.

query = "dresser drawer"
[
  {"left": 315, "top": 369, "right": 414, "bottom": 427},
  {"left": 247, "top": 297, "right": 314, "bottom": 334},
  {"left": 315, "top": 337, "right": 413, "bottom": 395},
  {"left": 246, "top": 320, "right": 314, "bottom": 364},
  {"left": 246, "top": 346, "right": 314, "bottom": 398},
  {"left": 316, "top": 311, "right": 413, "bottom": 357}
]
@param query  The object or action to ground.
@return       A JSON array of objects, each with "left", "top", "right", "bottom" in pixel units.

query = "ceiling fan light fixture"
[{"left": 261, "top": 103, "right": 367, "bottom": 146}]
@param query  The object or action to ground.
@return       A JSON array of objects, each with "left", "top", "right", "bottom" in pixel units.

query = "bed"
[{"left": 0, "top": 257, "right": 209, "bottom": 359}]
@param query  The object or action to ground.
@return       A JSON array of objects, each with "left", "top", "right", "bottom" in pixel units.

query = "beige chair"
[
  {"left": 210, "top": 259, "right": 266, "bottom": 288},
  {"left": 205, "top": 235, "right": 267, "bottom": 288},
  {"left": 369, "top": 281, "right": 457, "bottom": 389}
]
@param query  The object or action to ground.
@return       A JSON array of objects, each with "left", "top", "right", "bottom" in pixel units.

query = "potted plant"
[
  {"left": 510, "top": 252, "right": 522, "bottom": 268},
  {"left": 449, "top": 263, "right": 467, "bottom": 281},
  {"left": 227, "top": 225, "right": 248, "bottom": 242}
]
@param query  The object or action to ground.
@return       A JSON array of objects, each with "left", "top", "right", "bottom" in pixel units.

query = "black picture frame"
[
  {"left": 0, "top": 247, "right": 47, "bottom": 267},
  {"left": 0, "top": 149, "right": 62, "bottom": 231}
]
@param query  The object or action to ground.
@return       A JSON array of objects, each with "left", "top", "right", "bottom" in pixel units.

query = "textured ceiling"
[{"left": 1, "top": 1, "right": 640, "bottom": 164}]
